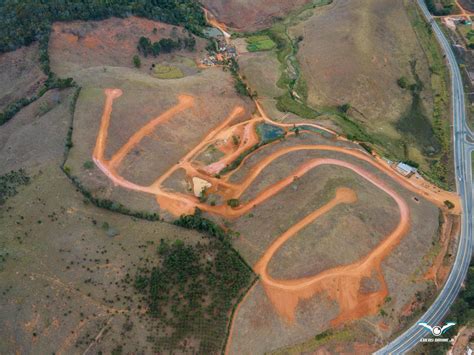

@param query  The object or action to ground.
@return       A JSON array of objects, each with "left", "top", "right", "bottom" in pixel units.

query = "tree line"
[{"left": 137, "top": 35, "right": 196, "bottom": 57}]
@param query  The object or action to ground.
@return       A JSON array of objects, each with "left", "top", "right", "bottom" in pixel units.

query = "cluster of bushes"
[
  {"left": 228, "top": 58, "right": 252, "bottom": 97},
  {"left": 0, "top": 169, "right": 30, "bottom": 205},
  {"left": 132, "top": 209, "right": 255, "bottom": 352},
  {"left": 137, "top": 35, "right": 196, "bottom": 57},
  {"left": 174, "top": 208, "right": 228, "bottom": 242},
  {"left": 0, "top": 0, "right": 206, "bottom": 53},
  {"left": 425, "top": 0, "right": 455, "bottom": 16}
]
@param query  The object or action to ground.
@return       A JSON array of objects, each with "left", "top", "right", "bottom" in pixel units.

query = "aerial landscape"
[{"left": 0, "top": 0, "right": 473, "bottom": 354}]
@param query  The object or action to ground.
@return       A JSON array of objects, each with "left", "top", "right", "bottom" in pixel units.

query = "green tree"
[
  {"left": 132, "top": 54, "right": 141, "bottom": 68},
  {"left": 338, "top": 103, "right": 351, "bottom": 113},
  {"left": 138, "top": 36, "right": 152, "bottom": 56}
]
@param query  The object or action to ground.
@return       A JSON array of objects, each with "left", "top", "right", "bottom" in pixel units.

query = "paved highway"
[{"left": 376, "top": 0, "right": 474, "bottom": 353}]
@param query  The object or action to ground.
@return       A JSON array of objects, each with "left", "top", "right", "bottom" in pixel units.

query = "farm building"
[{"left": 395, "top": 162, "right": 417, "bottom": 177}]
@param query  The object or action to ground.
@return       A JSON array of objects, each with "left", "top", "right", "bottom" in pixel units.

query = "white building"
[{"left": 395, "top": 162, "right": 417, "bottom": 177}]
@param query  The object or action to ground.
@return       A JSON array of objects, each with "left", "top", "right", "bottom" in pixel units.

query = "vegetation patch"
[
  {"left": 152, "top": 64, "right": 184, "bottom": 79},
  {"left": 418, "top": 262, "right": 474, "bottom": 354},
  {"left": 406, "top": 1, "right": 453, "bottom": 188},
  {"left": 137, "top": 36, "right": 196, "bottom": 57},
  {"left": 425, "top": 0, "right": 456, "bottom": 16},
  {"left": 396, "top": 60, "right": 441, "bottom": 155},
  {"left": 0, "top": 31, "right": 75, "bottom": 126},
  {"left": 276, "top": 92, "right": 320, "bottom": 119},
  {"left": 458, "top": 25, "right": 474, "bottom": 49},
  {"left": 130, "top": 209, "right": 254, "bottom": 353},
  {"left": 218, "top": 122, "right": 289, "bottom": 176},
  {"left": 0, "top": 169, "right": 30, "bottom": 205},
  {"left": 246, "top": 35, "right": 276, "bottom": 52},
  {"left": 269, "top": 328, "right": 355, "bottom": 354}
]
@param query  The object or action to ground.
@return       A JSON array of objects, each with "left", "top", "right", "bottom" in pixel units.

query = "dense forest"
[{"left": 0, "top": 0, "right": 206, "bottom": 53}]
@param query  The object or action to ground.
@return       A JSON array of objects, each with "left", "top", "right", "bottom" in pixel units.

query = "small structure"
[{"left": 395, "top": 162, "right": 417, "bottom": 177}]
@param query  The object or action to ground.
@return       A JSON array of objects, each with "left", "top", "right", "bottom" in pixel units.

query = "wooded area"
[
  {"left": 132, "top": 210, "right": 255, "bottom": 353},
  {"left": 0, "top": 0, "right": 206, "bottom": 53}
]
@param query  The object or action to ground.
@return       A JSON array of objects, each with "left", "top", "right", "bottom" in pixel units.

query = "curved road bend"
[{"left": 376, "top": 0, "right": 474, "bottom": 353}]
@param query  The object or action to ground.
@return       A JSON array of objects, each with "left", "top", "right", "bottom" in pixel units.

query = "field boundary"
[{"left": 60, "top": 85, "right": 161, "bottom": 221}]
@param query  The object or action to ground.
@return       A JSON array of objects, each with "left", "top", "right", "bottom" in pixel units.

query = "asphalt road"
[{"left": 375, "top": 0, "right": 474, "bottom": 353}]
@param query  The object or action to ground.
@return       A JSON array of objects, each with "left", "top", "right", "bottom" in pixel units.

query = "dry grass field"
[
  {"left": 0, "top": 43, "right": 47, "bottom": 111},
  {"left": 224, "top": 132, "right": 441, "bottom": 353},
  {"left": 0, "top": 88, "right": 74, "bottom": 172},
  {"left": 0, "top": 79, "right": 222, "bottom": 353},
  {"left": 0, "top": 164, "right": 209, "bottom": 354},
  {"left": 293, "top": 0, "right": 431, "bottom": 130},
  {"left": 233, "top": 0, "right": 453, "bottom": 188},
  {"left": 458, "top": 0, "right": 474, "bottom": 11},
  {"left": 49, "top": 17, "right": 206, "bottom": 78},
  {"left": 200, "top": 0, "right": 310, "bottom": 31}
]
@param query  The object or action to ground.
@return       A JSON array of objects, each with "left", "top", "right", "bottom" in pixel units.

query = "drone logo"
[{"left": 418, "top": 322, "right": 456, "bottom": 337}]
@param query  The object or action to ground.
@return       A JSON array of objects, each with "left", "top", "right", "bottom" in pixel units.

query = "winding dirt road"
[
  {"left": 254, "top": 160, "right": 410, "bottom": 325},
  {"left": 92, "top": 87, "right": 459, "bottom": 343}
]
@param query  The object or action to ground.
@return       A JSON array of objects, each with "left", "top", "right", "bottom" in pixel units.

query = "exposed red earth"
[{"left": 92, "top": 86, "right": 460, "bottom": 349}]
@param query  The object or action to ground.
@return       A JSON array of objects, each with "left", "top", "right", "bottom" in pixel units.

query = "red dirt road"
[
  {"left": 253, "top": 160, "right": 410, "bottom": 325},
  {"left": 91, "top": 87, "right": 459, "bottom": 342}
]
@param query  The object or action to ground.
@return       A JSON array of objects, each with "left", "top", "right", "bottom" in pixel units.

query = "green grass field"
[
  {"left": 153, "top": 64, "right": 184, "bottom": 79},
  {"left": 458, "top": 25, "right": 474, "bottom": 48},
  {"left": 246, "top": 35, "right": 276, "bottom": 52}
]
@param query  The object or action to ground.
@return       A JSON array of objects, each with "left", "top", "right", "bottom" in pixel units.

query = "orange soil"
[
  {"left": 92, "top": 87, "right": 460, "bottom": 335},
  {"left": 254, "top": 160, "right": 410, "bottom": 325},
  {"left": 203, "top": 8, "right": 231, "bottom": 42}
]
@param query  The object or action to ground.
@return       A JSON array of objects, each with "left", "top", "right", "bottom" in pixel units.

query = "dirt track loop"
[
  {"left": 92, "top": 88, "right": 459, "bottom": 337},
  {"left": 254, "top": 161, "right": 410, "bottom": 325}
]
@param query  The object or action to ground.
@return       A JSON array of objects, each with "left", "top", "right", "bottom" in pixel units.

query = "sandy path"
[{"left": 256, "top": 100, "right": 337, "bottom": 135}]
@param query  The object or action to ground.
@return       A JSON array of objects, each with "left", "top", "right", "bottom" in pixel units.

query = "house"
[{"left": 395, "top": 162, "right": 417, "bottom": 177}]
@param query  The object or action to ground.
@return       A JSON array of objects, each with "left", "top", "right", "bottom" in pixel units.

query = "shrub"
[
  {"left": 444, "top": 200, "right": 455, "bottom": 209},
  {"left": 132, "top": 54, "right": 141, "bottom": 68},
  {"left": 227, "top": 199, "right": 240, "bottom": 208},
  {"left": 338, "top": 103, "right": 351, "bottom": 113},
  {"left": 397, "top": 76, "right": 409, "bottom": 89},
  {"left": 83, "top": 161, "right": 94, "bottom": 169}
]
